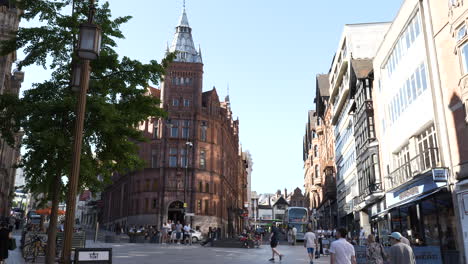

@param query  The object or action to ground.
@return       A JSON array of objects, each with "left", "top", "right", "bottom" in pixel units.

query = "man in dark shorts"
[{"left": 269, "top": 225, "right": 284, "bottom": 262}]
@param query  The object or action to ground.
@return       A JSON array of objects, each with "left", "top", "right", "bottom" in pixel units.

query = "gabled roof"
[
  {"left": 273, "top": 196, "right": 289, "bottom": 206},
  {"left": 147, "top": 86, "right": 161, "bottom": 99},
  {"left": 308, "top": 110, "right": 317, "bottom": 130},
  {"left": 351, "top": 59, "right": 373, "bottom": 79},
  {"left": 202, "top": 87, "right": 220, "bottom": 107},
  {"left": 316, "top": 74, "right": 330, "bottom": 97}
]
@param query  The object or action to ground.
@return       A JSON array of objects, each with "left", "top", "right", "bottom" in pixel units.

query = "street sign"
[
  {"left": 75, "top": 248, "right": 112, "bottom": 263},
  {"left": 185, "top": 213, "right": 195, "bottom": 216},
  {"left": 432, "top": 168, "right": 448, "bottom": 182}
]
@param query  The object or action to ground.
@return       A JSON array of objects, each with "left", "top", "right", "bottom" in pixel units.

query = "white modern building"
[
  {"left": 372, "top": 0, "right": 459, "bottom": 261},
  {"left": 328, "top": 23, "right": 390, "bottom": 236}
]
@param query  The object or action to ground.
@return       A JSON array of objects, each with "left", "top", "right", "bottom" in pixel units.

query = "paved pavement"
[
  {"left": 6, "top": 236, "right": 330, "bottom": 264},
  {"left": 86, "top": 240, "right": 330, "bottom": 264},
  {"left": 6, "top": 235, "right": 25, "bottom": 264}
]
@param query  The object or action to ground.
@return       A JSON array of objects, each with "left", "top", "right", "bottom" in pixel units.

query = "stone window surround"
[{"left": 453, "top": 15, "right": 468, "bottom": 123}]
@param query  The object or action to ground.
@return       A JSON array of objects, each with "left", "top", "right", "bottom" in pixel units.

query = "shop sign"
[
  {"left": 75, "top": 248, "right": 112, "bottom": 263},
  {"left": 413, "top": 246, "right": 443, "bottom": 264},
  {"left": 432, "top": 168, "right": 448, "bottom": 182},
  {"left": 386, "top": 176, "right": 445, "bottom": 207},
  {"left": 354, "top": 246, "right": 442, "bottom": 264}
]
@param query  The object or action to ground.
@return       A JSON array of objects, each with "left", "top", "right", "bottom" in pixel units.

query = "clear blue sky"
[{"left": 19, "top": 0, "right": 403, "bottom": 195}]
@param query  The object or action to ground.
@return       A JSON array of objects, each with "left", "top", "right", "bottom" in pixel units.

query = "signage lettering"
[
  {"left": 76, "top": 248, "right": 112, "bottom": 263},
  {"left": 432, "top": 169, "right": 447, "bottom": 182},
  {"left": 399, "top": 186, "right": 419, "bottom": 201},
  {"left": 354, "top": 246, "right": 442, "bottom": 264}
]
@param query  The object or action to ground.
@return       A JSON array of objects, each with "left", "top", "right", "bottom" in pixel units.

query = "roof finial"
[
  {"left": 183, "top": 0, "right": 186, "bottom": 11},
  {"left": 225, "top": 84, "right": 230, "bottom": 103}
]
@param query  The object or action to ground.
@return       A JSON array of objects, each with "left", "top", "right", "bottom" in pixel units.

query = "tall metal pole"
[{"left": 61, "top": 60, "right": 90, "bottom": 264}]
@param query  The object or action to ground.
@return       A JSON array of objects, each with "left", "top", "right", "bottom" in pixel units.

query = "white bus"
[{"left": 284, "top": 207, "right": 309, "bottom": 241}]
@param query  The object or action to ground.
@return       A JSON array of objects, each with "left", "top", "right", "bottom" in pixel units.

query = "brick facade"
[
  {"left": 0, "top": 4, "right": 23, "bottom": 218},
  {"left": 102, "top": 9, "right": 246, "bottom": 235}
]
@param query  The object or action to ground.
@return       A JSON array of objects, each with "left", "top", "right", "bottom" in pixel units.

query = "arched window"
[
  {"left": 315, "top": 165, "right": 319, "bottom": 178},
  {"left": 314, "top": 145, "right": 319, "bottom": 157}
]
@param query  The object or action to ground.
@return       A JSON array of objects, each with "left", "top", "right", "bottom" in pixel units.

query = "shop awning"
[{"left": 373, "top": 187, "right": 446, "bottom": 218}]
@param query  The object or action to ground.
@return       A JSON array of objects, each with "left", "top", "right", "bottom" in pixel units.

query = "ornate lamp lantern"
[{"left": 77, "top": 23, "right": 102, "bottom": 60}]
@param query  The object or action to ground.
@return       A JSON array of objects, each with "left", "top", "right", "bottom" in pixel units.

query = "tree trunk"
[{"left": 45, "top": 172, "right": 61, "bottom": 264}]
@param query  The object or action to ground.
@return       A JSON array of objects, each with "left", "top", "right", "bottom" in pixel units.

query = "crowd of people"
[
  {"left": 263, "top": 224, "right": 417, "bottom": 264},
  {"left": 109, "top": 220, "right": 226, "bottom": 246}
]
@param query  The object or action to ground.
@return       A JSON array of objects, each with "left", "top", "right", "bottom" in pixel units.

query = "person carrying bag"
[{"left": 366, "top": 234, "right": 388, "bottom": 264}]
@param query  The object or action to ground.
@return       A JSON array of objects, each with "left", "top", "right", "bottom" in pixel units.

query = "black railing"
[
  {"left": 386, "top": 147, "right": 440, "bottom": 190},
  {"left": 357, "top": 182, "right": 383, "bottom": 204}
]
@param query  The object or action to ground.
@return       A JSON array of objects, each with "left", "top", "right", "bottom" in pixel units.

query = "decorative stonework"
[{"left": 461, "top": 75, "right": 468, "bottom": 123}]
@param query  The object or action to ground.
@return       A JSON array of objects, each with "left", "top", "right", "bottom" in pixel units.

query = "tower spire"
[{"left": 169, "top": 2, "right": 202, "bottom": 63}]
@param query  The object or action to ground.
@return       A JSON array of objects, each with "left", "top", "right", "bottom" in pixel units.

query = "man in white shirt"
[
  {"left": 183, "top": 224, "right": 192, "bottom": 245},
  {"left": 359, "top": 227, "right": 366, "bottom": 246},
  {"left": 292, "top": 226, "right": 297, "bottom": 245},
  {"left": 304, "top": 227, "right": 318, "bottom": 264},
  {"left": 329, "top": 228, "right": 356, "bottom": 264}
]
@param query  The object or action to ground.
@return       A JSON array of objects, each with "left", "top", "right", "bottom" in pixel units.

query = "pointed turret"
[{"left": 169, "top": 5, "right": 202, "bottom": 63}]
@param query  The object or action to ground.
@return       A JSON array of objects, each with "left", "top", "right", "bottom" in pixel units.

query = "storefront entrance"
[
  {"left": 168, "top": 201, "right": 184, "bottom": 224},
  {"left": 388, "top": 190, "right": 459, "bottom": 263}
]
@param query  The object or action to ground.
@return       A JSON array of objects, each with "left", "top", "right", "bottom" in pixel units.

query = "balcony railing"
[
  {"left": 357, "top": 182, "right": 383, "bottom": 204},
  {"left": 385, "top": 147, "right": 440, "bottom": 191}
]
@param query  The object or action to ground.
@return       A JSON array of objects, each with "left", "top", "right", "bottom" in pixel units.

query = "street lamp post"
[
  {"left": 159, "top": 119, "right": 172, "bottom": 227},
  {"left": 184, "top": 141, "right": 193, "bottom": 223},
  {"left": 62, "top": 1, "right": 101, "bottom": 263}
]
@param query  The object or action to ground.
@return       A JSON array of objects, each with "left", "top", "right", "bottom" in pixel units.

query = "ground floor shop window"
[{"left": 388, "top": 190, "right": 459, "bottom": 263}]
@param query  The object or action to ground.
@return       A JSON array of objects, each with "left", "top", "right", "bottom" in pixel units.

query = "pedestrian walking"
[
  {"left": 366, "top": 234, "right": 387, "bottom": 264},
  {"left": 268, "top": 225, "right": 284, "bottom": 262},
  {"left": 201, "top": 227, "right": 214, "bottom": 246},
  {"left": 400, "top": 233, "right": 410, "bottom": 246},
  {"left": 359, "top": 227, "right": 366, "bottom": 246},
  {"left": 161, "top": 222, "right": 168, "bottom": 244},
  {"left": 0, "top": 222, "right": 12, "bottom": 264},
  {"left": 292, "top": 226, "right": 297, "bottom": 246},
  {"left": 287, "top": 227, "right": 292, "bottom": 245},
  {"left": 304, "top": 227, "right": 318, "bottom": 264},
  {"left": 329, "top": 228, "right": 356, "bottom": 264},
  {"left": 183, "top": 224, "right": 192, "bottom": 245},
  {"left": 388, "top": 232, "right": 415, "bottom": 264},
  {"left": 175, "top": 221, "right": 183, "bottom": 244}
]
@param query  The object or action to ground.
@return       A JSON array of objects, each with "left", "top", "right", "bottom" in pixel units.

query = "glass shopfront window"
[
  {"left": 388, "top": 190, "right": 459, "bottom": 263},
  {"left": 421, "top": 198, "right": 440, "bottom": 247}
]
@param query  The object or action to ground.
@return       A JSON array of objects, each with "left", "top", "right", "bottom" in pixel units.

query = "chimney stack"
[{"left": 284, "top": 188, "right": 287, "bottom": 198}]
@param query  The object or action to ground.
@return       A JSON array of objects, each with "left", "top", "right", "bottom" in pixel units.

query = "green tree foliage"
[
  {"left": 0, "top": 2, "right": 173, "bottom": 262},
  {"left": 0, "top": 0, "right": 172, "bottom": 206}
]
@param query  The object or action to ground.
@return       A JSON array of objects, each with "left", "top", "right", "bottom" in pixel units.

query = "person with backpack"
[{"left": 366, "top": 234, "right": 387, "bottom": 264}]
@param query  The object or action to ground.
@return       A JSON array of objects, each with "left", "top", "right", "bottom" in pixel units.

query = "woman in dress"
[
  {"left": 0, "top": 221, "right": 12, "bottom": 264},
  {"left": 366, "top": 234, "right": 387, "bottom": 264}
]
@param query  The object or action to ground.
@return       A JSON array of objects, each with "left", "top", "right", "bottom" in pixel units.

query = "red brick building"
[
  {"left": 0, "top": 3, "right": 23, "bottom": 218},
  {"left": 102, "top": 8, "right": 247, "bottom": 235},
  {"left": 314, "top": 74, "right": 337, "bottom": 229}
]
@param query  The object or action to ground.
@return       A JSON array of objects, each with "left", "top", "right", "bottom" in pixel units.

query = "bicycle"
[{"left": 22, "top": 233, "right": 47, "bottom": 263}]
